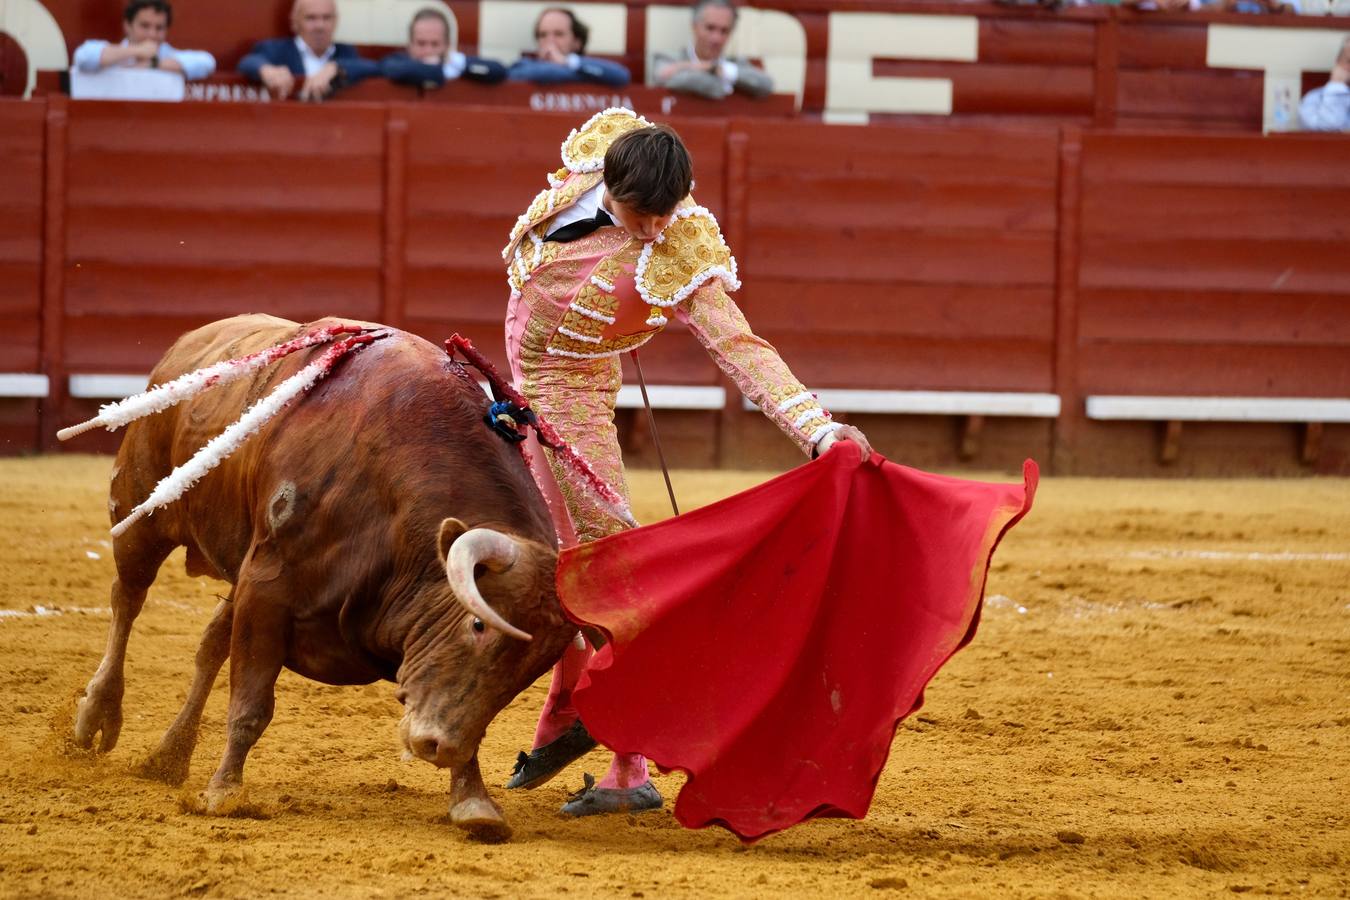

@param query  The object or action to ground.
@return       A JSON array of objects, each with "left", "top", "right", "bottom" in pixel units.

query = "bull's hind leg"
[
  {"left": 137, "top": 596, "right": 234, "bottom": 785},
  {"left": 203, "top": 573, "right": 288, "bottom": 813},
  {"left": 74, "top": 529, "right": 175, "bottom": 753}
]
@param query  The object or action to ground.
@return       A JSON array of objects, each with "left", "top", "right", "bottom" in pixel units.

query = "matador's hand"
[{"left": 817, "top": 424, "right": 872, "bottom": 462}]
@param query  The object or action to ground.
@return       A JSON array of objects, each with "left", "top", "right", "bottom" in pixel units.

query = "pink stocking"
[
  {"left": 531, "top": 637, "right": 592, "bottom": 748},
  {"left": 598, "top": 752, "right": 650, "bottom": 789}
]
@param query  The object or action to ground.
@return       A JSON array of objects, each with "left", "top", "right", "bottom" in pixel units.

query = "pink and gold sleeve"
[{"left": 675, "top": 283, "right": 841, "bottom": 457}]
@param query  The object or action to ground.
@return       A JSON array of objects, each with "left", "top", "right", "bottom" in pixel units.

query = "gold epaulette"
[{"left": 635, "top": 205, "right": 741, "bottom": 325}]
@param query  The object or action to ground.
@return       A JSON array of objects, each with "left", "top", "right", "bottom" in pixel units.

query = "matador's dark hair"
[{"left": 603, "top": 125, "right": 694, "bottom": 217}]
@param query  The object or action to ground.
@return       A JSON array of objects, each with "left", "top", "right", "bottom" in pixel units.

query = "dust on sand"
[{"left": 0, "top": 455, "right": 1346, "bottom": 898}]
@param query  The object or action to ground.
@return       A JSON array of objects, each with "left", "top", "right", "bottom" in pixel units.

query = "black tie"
[{"left": 546, "top": 207, "right": 615, "bottom": 243}]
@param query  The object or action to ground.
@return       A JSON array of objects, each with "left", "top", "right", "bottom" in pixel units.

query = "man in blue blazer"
[
  {"left": 238, "top": 0, "right": 378, "bottom": 101},
  {"left": 381, "top": 7, "right": 506, "bottom": 88},
  {"left": 507, "top": 7, "right": 629, "bottom": 87}
]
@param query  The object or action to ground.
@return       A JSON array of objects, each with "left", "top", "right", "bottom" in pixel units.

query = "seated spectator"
[
  {"left": 382, "top": 7, "right": 507, "bottom": 87},
  {"left": 653, "top": 0, "right": 771, "bottom": 100},
  {"left": 507, "top": 8, "right": 630, "bottom": 87},
  {"left": 71, "top": 0, "right": 215, "bottom": 81},
  {"left": 1300, "top": 38, "right": 1350, "bottom": 132},
  {"left": 238, "top": 0, "right": 378, "bottom": 101}
]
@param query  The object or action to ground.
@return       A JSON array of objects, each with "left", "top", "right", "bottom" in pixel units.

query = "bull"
[{"left": 70, "top": 313, "right": 574, "bottom": 841}]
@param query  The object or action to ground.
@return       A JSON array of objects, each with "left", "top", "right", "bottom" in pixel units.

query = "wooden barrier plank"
[
  {"left": 1081, "top": 134, "right": 1350, "bottom": 187},
  {"left": 64, "top": 206, "right": 383, "bottom": 266},
  {"left": 64, "top": 101, "right": 386, "bottom": 157},
  {"left": 1079, "top": 289, "right": 1350, "bottom": 346},
  {"left": 65, "top": 152, "right": 383, "bottom": 211},
  {"left": 745, "top": 121, "right": 1060, "bottom": 175},
  {"left": 1082, "top": 183, "right": 1350, "bottom": 240},
  {"left": 0, "top": 101, "right": 44, "bottom": 377},
  {"left": 979, "top": 19, "right": 1096, "bottom": 66},
  {"left": 63, "top": 262, "right": 382, "bottom": 320},
  {"left": 744, "top": 281, "right": 1054, "bottom": 341},
  {"left": 1078, "top": 342, "right": 1350, "bottom": 396},
  {"left": 762, "top": 333, "right": 1054, "bottom": 392},
  {"left": 749, "top": 171, "right": 1057, "bottom": 232},
  {"left": 1117, "top": 22, "right": 1209, "bottom": 69},
  {"left": 745, "top": 225, "right": 1056, "bottom": 285},
  {"left": 1079, "top": 237, "right": 1350, "bottom": 294},
  {"left": 1116, "top": 69, "right": 1261, "bottom": 124},
  {"left": 872, "top": 60, "right": 1094, "bottom": 117}
]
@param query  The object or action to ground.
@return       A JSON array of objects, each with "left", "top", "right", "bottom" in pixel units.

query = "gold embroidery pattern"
[
  {"left": 637, "top": 210, "right": 738, "bottom": 310},
  {"left": 680, "top": 282, "right": 830, "bottom": 456},
  {"left": 560, "top": 109, "right": 652, "bottom": 173}
]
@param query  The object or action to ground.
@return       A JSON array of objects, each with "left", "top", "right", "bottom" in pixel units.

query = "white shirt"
[
  {"left": 295, "top": 36, "right": 336, "bottom": 76},
  {"left": 690, "top": 43, "right": 738, "bottom": 93},
  {"left": 544, "top": 182, "right": 611, "bottom": 239},
  {"left": 72, "top": 38, "right": 216, "bottom": 81}
]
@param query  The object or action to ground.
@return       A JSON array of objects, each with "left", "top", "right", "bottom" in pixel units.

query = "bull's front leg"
[
  {"left": 203, "top": 579, "right": 287, "bottom": 814},
  {"left": 74, "top": 531, "right": 174, "bottom": 753},
  {"left": 449, "top": 754, "right": 512, "bottom": 843}
]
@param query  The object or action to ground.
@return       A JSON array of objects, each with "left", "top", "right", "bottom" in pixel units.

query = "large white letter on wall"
[
  {"left": 1208, "top": 26, "right": 1349, "bottom": 132},
  {"left": 1, "top": 0, "right": 68, "bottom": 98},
  {"left": 825, "top": 13, "right": 977, "bottom": 125}
]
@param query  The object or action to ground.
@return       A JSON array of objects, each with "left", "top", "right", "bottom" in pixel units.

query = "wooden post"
[
  {"left": 717, "top": 124, "right": 751, "bottom": 468},
  {"left": 1093, "top": 14, "right": 1120, "bottom": 130},
  {"left": 1301, "top": 422, "right": 1323, "bottom": 466},
  {"left": 380, "top": 111, "right": 409, "bottom": 330},
  {"left": 1051, "top": 126, "right": 1084, "bottom": 475},
  {"left": 38, "top": 96, "right": 67, "bottom": 453}
]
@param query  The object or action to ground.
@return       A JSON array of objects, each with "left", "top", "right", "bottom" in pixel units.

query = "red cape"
[{"left": 557, "top": 444, "right": 1038, "bottom": 842}]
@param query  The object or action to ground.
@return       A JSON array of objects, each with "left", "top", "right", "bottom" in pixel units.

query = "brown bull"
[{"left": 72, "top": 313, "right": 574, "bottom": 840}]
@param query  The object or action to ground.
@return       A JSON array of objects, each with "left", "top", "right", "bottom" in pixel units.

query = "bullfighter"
[{"left": 502, "top": 109, "right": 871, "bottom": 816}]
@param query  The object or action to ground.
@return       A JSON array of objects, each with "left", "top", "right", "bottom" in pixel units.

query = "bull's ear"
[{"left": 437, "top": 517, "right": 469, "bottom": 564}]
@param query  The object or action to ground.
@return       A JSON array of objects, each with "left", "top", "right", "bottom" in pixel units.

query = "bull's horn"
[{"left": 444, "top": 528, "right": 533, "bottom": 642}]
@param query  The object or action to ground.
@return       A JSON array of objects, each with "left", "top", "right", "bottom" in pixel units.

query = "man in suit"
[
  {"left": 237, "top": 0, "right": 378, "bottom": 101},
  {"left": 507, "top": 7, "right": 630, "bottom": 87},
  {"left": 381, "top": 7, "right": 507, "bottom": 88},
  {"left": 653, "top": 0, "right": 772, "bottom": 100}
]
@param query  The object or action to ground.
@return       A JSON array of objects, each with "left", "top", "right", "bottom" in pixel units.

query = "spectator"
[
  {"left": 71, "top": 0, "right": 215, "bottom": 81},
  {"left": 507, "top": 8, "right": 630, "bottom": 87},
  {"left": 1300, "top": 38, "right": 1350, "bottom": 131},
  {"left": 237, "top": 0, "right": 378, "bottom": 101},
  {"left": 653, "top": 0, "right": 771, "bottom": 99},
  {"left": 382, "top": 7, "right": 507, "bottom": 87}
]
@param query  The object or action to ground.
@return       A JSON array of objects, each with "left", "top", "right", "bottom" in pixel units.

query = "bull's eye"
[{"left": 472, "top": 617, "right": 486, "bottom": 633}]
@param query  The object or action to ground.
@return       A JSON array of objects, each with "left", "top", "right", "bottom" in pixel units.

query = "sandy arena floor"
[{"left": 0, "top": 454, "right": 1346, "bottom": 898}]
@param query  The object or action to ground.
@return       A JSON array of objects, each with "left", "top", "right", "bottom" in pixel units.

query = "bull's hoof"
[
  {"left": 73, "top": 693, "right": 122, "bottom": 753},
  {"left": 449, "top": 796, "right": 512, "bottom": 844},
  {"left": 202, "top": 780, "right": 244, "bottom": 816},
  {"left": 134, "top": 748, "right": 192, "bottom": 786}
]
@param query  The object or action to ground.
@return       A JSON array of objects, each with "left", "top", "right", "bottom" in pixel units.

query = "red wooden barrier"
[
  {"left": 2, "top": 96, "right": 1349, "bottom": 472},
  {"left": 0, "top": 100, "right": 46, "bottom": 451}
]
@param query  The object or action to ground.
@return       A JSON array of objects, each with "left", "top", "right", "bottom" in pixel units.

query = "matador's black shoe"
[
  {"left": 559, "top": 773, "right": 663, "bottom": 818},
  {"left": 505, "top": 720, "right": 598, "bottom": 790}
]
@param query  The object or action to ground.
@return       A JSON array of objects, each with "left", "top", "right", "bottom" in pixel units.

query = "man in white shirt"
[
  {"left": 1300, "top": 38, "right": 1350, "bottom": 132},
  {"left": 237, "top": 0, "right": 379, "bottom": 101},
  {"left": 71, "top": 0, "right": 215, "bottom": 82},
  {"left": 652, "top": 0, "right": 772, "bottom": 100}
]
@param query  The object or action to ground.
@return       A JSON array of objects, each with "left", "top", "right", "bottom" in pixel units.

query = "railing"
[{"left": 1, "top": 96, "right": 1348, "bottom": 473}]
